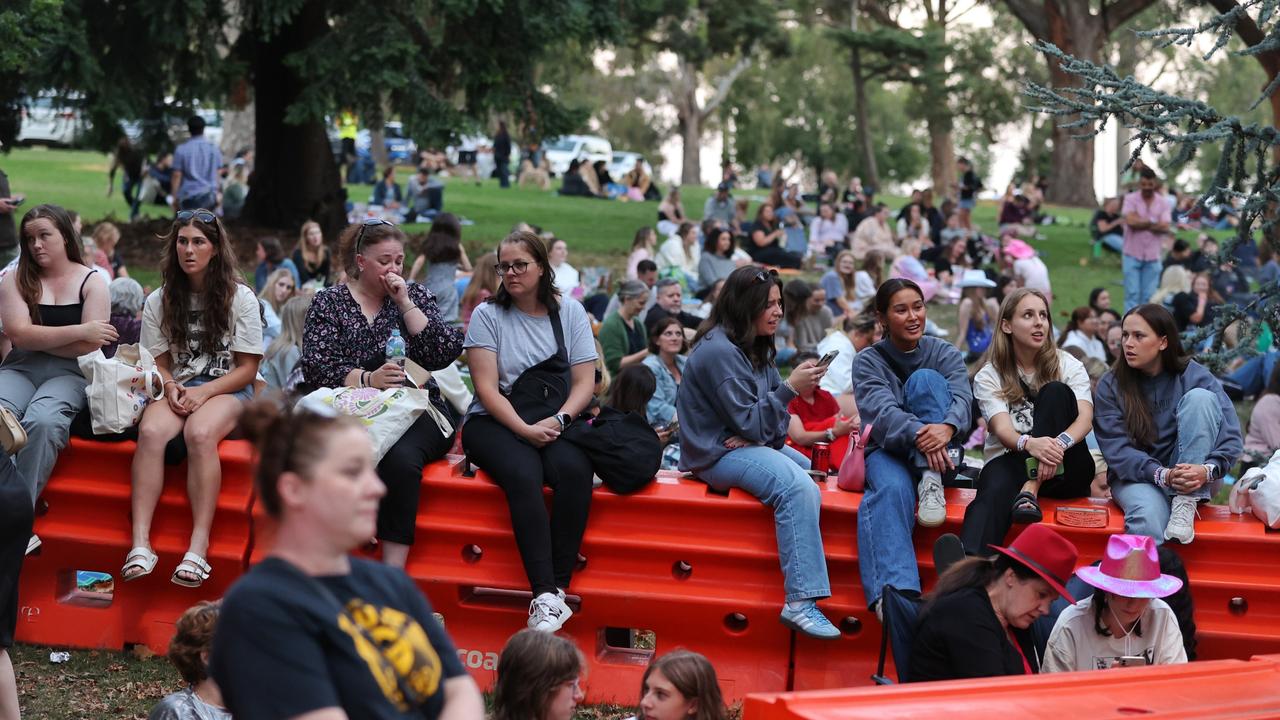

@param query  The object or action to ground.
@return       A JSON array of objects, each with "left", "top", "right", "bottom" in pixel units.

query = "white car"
[
  {"left": 607, "top": 151, "right": 653, "bottom": 180},
  {"left": 18, "top": 93, "right": 89, "bottom": 146},
  {"left": 543, "top": 134, "right": 612, "bottom": 177}
]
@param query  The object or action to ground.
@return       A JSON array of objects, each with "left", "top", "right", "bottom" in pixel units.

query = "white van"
[{"left": 543, "top": 134, "right": 612, "bottom": 177}]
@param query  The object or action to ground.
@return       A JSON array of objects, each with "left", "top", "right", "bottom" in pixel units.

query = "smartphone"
[
  {"left": 817, "top": 349, "right": 839, "bottom": 367},
  {"left": 9, "top": 196, "right": 24, "bottom": 207},
  {"left": 1114, "top": 655, "right": 1149, "bottom": 668},
  {"left": 666, "top": 419, "right": 679, "bottom": 435}
]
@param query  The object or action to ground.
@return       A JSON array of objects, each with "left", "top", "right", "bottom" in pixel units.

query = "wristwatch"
[
  {"left": 823, "top": 428, "right": 835, "bottom": 443},
  {"left": 1055, "top": 432, "right": 1074, "bottom": 450},
  {"left": 555, "top": 412, "right": 572, "bottom": 430}
]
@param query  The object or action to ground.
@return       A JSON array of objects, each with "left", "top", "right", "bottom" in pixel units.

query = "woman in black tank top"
[{"left": 0, "top": 204, "right": 114, "bottom": 711}]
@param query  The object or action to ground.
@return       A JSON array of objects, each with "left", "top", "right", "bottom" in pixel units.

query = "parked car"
[
  {"left": 17, "top": 93, "right": 90, "bottom": 146},
  {"left": 607, "top": 151, "right": 653, "bottom": 181},
  {"left": 356, "top": 122, "right": 418, "bottom": 165},
  {"left": 543, "top": 134, "right": 612, "bottom": 177}
]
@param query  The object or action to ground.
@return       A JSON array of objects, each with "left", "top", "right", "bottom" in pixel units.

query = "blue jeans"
[
  {"left": 1226, "top": 351, "right": 1278, "bottom": 397},
  {"left": 698, "top": 444, "right": 830, "bottom": 602},
  {"left": 1099, "top": 233, "right": 1123, "bottom": 253},
  {"left": 1109, "top": 388, "right": 1221, "bottom": 542},
  {"left": 1123, "top": 255, "right": 1162, "bottom": 311},
  {"left": 179, "top": 191, "right": 217, "bottom": 211},
  {"left": 858, "top": 369, "right": 952, "bottom": 606}
]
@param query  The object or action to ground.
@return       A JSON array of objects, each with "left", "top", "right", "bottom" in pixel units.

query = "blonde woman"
[
  {"left": 257, "top": 268, "right": 295, "bottom": 351},
  {"left": 290, "top": 220, "right": 331, "bottom": 288},
  {"left": 262, "top": 295, "right": 311, "bottom": 391},
  {"left": 1149, "top": 264, "right": 1190, "bottom": 306},
  {"left": 962, "top": 288, "right": 1095, "bottom": 554},
  {"left": 820, "top": 250, "right": 858, "bottom": 317}
]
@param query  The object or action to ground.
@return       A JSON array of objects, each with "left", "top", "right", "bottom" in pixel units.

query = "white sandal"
[
  {"left": 172, "top": 552, "right": 211, "bottom": 588},
  {"left": 0, "top": 406, "right": 27, "bottom": 455},
  {"left": 121, "top": 546, "right": 158, "bottom": 581}
]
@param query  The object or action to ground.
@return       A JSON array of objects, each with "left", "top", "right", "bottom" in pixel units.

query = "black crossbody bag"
[{"left": 504, "top": 307, "right": 572, "bottom": 424}]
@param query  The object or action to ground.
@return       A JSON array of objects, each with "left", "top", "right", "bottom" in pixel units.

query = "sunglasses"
[
  {"left": 176, "top": 209, "right": 217, "bottom": 224},
  {"left": 752, "top": 268, "right": 779, "bottom": 284},
  {"left": 355, "top": 218, "right": 395, "bottom": 254}
]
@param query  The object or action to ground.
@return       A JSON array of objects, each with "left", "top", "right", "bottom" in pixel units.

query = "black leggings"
[
  {"left": 960, "top": 381, "right": 1095, "bottom": 556},
  {"left": 462, "top": 414, "right": 594, "bottom": 596},
  {"left": 0, "top": 457, "right": 33, "bottom": 647},
  {"left": 746, "top": 243, "right": 803, "bottom": 269},
  {"left": 378, "top": 410, "right": 455, "bottom": 545}
]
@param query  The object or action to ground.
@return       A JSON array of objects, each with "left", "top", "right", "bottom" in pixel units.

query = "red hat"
[{"left": 990, "top": 524, "right": 1080, "bottom": 603}]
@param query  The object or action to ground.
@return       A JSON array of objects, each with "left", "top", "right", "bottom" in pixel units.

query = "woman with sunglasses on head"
[
  {"left": 678, "top": 265, "right": 840, "bottom": 639},
  {"left": 961, "top": 288, "right": 1095, "bottom": 556},
  {"left": 463, "top": 231, "right": 598, "bottom": 632},
  {"left": 1094, "top": 304, "right": 1242, "bottom": 544},
  {"left": 300, "top": 219, "right": 462, "bottom": 569},
  {"left": 209, "top": 401, "right": 484, "bottom": 719},
  {"left": 851, "top": 278, "right": 972, "bottom": 618},
  {"left": 124, "top": 209, "right": 261, "bottom": 588}
]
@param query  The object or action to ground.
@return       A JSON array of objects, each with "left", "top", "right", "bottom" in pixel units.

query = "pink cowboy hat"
[
  {"left": 1003, "top": 239, "right": 1035, "bottom": 260},
  {"left": 1076, "top": 534, "right": 1183, "bottom": 599}
]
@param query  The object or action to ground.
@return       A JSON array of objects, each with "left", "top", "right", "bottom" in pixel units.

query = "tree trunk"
[
  {"left": 242, "top": 0, "right": 347, "bottom": 237},
  {"left": 676, "top": 58, "right": 702, "bottom": 186},
  {"left": 1112, "top": 38, "right": 1138, "bottom": 183},
  {"left": 1041, "top": 1, "right": 1103, "bottom": 207},
  {"left": 850, "top": 46, "right": 880, "bottom": 190},
  {"left": 927, "top": 120, "right": 954, "bottom": 198}
]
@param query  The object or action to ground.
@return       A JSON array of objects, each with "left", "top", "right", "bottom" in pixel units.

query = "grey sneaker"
[
  {"left": 780, "top": 602, "right": 841, "bottom": 640},
  {"left": 917, "top": 474, "right": 946, "bottom": 527},
  {"left": 528, "top": 592, "right": 573, "bottom": 632},
  {"left": 1165, "top": 495, "right": 1198, "bottom": 544}
]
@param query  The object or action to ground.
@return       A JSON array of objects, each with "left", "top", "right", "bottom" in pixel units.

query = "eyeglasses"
[
  {"left": 355, "top": 218, "right": 395, "bottom": 254},
  {"left": 176, "top": 209, "right": 217, "bottom": 224},
  {"left": 495, "top": 260, "right": 531, "bottom": 276},
  {"left": 753, "top": 268, "right": 779, "bottom": 284}
]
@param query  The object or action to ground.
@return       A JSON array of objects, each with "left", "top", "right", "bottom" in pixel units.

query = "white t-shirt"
[
  {"left": 655, "top": 236, "right": 700, "bottom": 282},
  {"left": 973, "top": 350, "right": 1091, "bottom": 461},
  {"left": 1061, "top": 329, "right": 1107, "bottom": 362},
  {"left": 462, "top": 297, "right": 597, "bottom": 419},
  {"left": 1043, "top": 596, "right": 1186, "bottom": 672},
  {"left": 141, "top": 284, "right": 263, "bottom": 383},
  {"left": 551, "top": 262, "right": 580, "bottom": 296},
  {"left": 1013, "top": 256, "right": 1051, "bottom": 295},
  {"left": 816, "top": 331, "right": 856, "bottom": 396}
]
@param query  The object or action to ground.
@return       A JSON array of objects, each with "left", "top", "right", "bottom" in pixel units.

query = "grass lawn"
[{"left": 0, "top": 147, "right": 1232, "bottom": 719}]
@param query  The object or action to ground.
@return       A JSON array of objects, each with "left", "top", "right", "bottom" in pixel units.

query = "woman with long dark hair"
[
  {"left": 746, "top": 204, "right": 802, "bottom": 269},
  {"left": 697, "top": 226, "right": 738, "bottom": 292},
  {"left": 126, "top": 209, "right": 262, "bottom": 587},
  {"left": 961, "top": 288, "right": 1095, "bottom": 555},
  {"left": 463, "top": 231, "right": 598, "bottom": 632},
  {"left": 0, "top": 204, "right": 115, "bottom": 510},
  {"left": 408, "top": 212, "right": 472, "bottom": 324},
  {"left": 678, "top": 265, "right": 840, "bottom": 639},
  {"left": 300, "top": 219, "right": 462, "bottom": 569},
  {"left": 209, "top": 402, "right": 483, "bottom": 718},
  {"left": 1094, "top": 304, "right": 1242, "bottom": 544},
  {"left": 851, "top": 278, "right": 972, "bottom": 616},
  {"left": 910, "top": 524, "right": 1079, "bottom": 681},
  {"left": 1057, "top": 306, "right": 1106, "bottom": 362},
  {"left": 492, "top": 629, "right": 585, "bottom": 720}
]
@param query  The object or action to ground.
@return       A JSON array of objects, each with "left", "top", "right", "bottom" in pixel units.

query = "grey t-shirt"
[
  {"left": 148, "top": 688, "right": 232, "bottom": 720},
  {"left": 462, "top": 296, "right": 597, "bottom": 420}
]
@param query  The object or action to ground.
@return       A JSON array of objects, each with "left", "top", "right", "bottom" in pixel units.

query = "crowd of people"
[{"left": 0, "top": 141, "right": 1272, "bottom": 718}]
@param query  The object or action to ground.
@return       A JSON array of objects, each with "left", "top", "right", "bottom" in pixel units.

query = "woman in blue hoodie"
[
  {"left": 677, "top": 265, "right": 840, "bottom": 640},
  {"left": 852, "top": 278, "right": 972, "bottom": 617},
  {"left": 1094, "top": 304, "right": 1241, "bottom": 544}
]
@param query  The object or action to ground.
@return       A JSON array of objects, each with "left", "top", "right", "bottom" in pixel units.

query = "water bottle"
[{"left": 386, "top": 329, "right": 406, "bottom": 369}]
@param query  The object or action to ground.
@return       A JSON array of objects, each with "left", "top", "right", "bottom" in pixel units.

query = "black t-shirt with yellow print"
[{"left": 210, "top": 556, "right": 466, "bottom": 720}]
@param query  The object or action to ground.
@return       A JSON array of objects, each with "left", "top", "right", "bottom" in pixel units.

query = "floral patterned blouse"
[{"left": 301, "top": 283, "right": 463, "bottom": 408}]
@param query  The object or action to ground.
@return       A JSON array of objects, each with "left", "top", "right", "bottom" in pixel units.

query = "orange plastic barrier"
[
  {"left": 744, "top": 653, "right": 1280, "bottom": 719},
  {"left": 16, "top": 439, "right": 255, "bottom": 654},
  {"left": 18, "top": 440, "right": 1280, "bottom": 705}
]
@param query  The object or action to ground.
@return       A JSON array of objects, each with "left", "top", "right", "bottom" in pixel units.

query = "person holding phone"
[
  {"left": 786, "top": 350, "right": 856, "bottom": 473},
  {"left": 1043, "top": 534, "right": 1186, "bottom": 672},
  {"left": 678, "top": 265, "right": 841, "bottom": 639}
]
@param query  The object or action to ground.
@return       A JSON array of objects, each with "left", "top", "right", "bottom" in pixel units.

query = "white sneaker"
[
  {"left": 528, "top": 591, "right": 573, "bottom": 632},
  {"left": 917, "top": 473, "right": 946, "bottom": 527},
  {"left": 26, "top": 534, "right": 41, "bottom": 556},
  {"left": 1165, "top": 495, "right": 1198, "bottom": 544}
]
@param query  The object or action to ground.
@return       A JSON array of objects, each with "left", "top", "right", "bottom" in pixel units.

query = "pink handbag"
[{"left": 837, "top": 424, "right": 873, "bottom": 492}]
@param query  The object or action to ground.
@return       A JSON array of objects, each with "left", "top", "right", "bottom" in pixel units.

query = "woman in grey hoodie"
[
  {"left": 677, "top": 265, "right": 840, "bottom": 639},
  {"left": 851, "top": 279, "right": 973, "bottom": 616}
]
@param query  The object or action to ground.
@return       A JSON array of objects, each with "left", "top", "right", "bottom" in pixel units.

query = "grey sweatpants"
[{"left": 0, "top": 349, "right": 87, "bottom": 507}]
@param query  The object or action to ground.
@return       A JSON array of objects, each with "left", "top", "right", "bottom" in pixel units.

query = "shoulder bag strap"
[{"left": 549, "top": 305, "right": 568, "bottom": 361}]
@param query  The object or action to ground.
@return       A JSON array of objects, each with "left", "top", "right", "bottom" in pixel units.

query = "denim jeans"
[
  {"left": 698, "top": 444, "right": 830, "bottom": 602},
  {"left": 1099, "top": 233, "right": 1123, "bottom": 253},
  {"left": 1123, "top": 255, "right": 1162, "bottom": 311},
  {"left": 179, "top": 191, "right": 217, "bottom": 211},
  {"left": 857, "top": 368, "right": 952, "bottom": 606},
  {"left": 1226, "top": 351, "right": 1278, "bottom": 397},
  {"left": 1110, "top": 388, "right": 1221, "bottom": 542}
]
